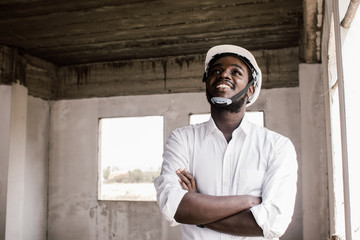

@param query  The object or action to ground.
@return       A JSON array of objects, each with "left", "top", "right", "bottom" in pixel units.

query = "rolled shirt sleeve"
[
  {"left": 154, "top": 130, "right": 189, "bottom": 226},
  {"left": 250, "top": 137, "right": 298, "bottom": 239},
  {"left": 154, "top": 174, "right": 187, "bottom": 226}
]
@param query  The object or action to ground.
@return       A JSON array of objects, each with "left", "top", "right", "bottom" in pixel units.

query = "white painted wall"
[{"left": 48, "top": 88, "right": 303, "bottom": 240}]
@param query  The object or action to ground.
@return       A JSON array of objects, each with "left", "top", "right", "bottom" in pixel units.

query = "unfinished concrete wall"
[
  {"left": 47, "top": 93, "right": 207, "bottom": 240},
  {"left": 301, "top": 0, "right": 323, "bottom": 63},
  {"left": 5, "top": 83, "right": 28, "bottom": 240},
  {"left": 0, "top": 85, "right": 12, "bottom": 240},
  {"left": 56, "top": 48, "right": 299, "bottom": 100},
  {"left": 48, "top": 88, "right": 302, "bottom": 240},
  {"left": 0, "top": 85, "right": 49, "bottom": 240},
  {"left": 23, "top": 96, "right": 50, "bottom": 240},
  {"left": 299, "top": 64, "right": 329, "bottom": 239},
  {"left": 0, "top": 39, "right": 332, "bottom": 239},
  {"left": 250, "top": 88, "right": 303, "bottom": 239},
  {"left": 0, "top": 45, "right": 57, "bottom": 100},
  {"left": 0, "top": 46, "right": 52, "bottom": 240}
]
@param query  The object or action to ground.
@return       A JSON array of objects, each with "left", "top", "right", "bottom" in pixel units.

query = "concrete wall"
[
  {"left": 250, "top": 88, "right": 303, "bottom": 239},
  {"left": 56, "top": 47, "right": 299, "bottom": 100},
  {"left": 0, "top": 85, "right": 49, "bottom": 240},
  {"left": 4, "top": 83, "right": 28, "bottom": 240},
  {"left": 0, "top": 46, "right": 56, "bottom": 100},
  {"left": 0, "top": 85, "right": 12, "bottom": 240},
  {"left": 23, "top": 96, "right": 50, "bottom": 240},
  {"left": 299, "top": 64, "right": 329, "bottom": 239},
  {"left": 0, "top": 72, "right": 331, "bottom": 240},
  {"left": 0, "top": 41, "right": 332, "bottom": 240},
  {"left": 48, "top": 88, "right": 302, "bottom": 240}
]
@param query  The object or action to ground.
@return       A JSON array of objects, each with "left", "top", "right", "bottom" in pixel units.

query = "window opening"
[{"left": 98, "top": 116, "right": 163, "bottom": 201}]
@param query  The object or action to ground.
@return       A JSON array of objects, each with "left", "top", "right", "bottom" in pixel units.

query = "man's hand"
[{"left": 176, "top": 168, "right": 197, "bottom": 193}]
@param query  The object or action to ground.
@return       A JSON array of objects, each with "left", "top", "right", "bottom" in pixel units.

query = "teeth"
[{"left": 216, "top": 84, "right": 230, "bottom": 89}]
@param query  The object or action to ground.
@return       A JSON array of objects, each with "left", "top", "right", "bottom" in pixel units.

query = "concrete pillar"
[
  {"left": 4, "top": 82, "right": 28, "bottom": 240},
  {"left": 299, "top": 64, "right": 329, "bottom": 239},
  {"left": 0, "top": 85, "right": 12, "bottom": 240}
]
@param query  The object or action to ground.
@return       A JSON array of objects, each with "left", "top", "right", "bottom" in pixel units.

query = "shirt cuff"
[
  {"left": 250, "top": 204, "right": 271, "bottom": 239},
  {"left": 162, "top": 189, "right": 188, "bottom": 226},
  {"left": 251, "top": 203, "right": 290, "bottom": 239}
]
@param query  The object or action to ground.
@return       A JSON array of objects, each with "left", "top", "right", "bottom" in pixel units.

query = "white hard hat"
[{"left": 204, "top": 44, "right": 262, "bottom": 107}]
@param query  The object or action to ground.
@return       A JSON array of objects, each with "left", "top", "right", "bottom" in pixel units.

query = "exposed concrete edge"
[
  {"left": 2, "top": 44, "right": 300, "bottom": 101},
  {"left": 0, "top": 45, "right": 57, "bottom": 100},
  {"left": 301, "top": 0, "right": 324, "bottom": 63}
]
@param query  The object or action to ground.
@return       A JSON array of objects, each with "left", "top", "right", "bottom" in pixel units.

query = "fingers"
[
  {"left": 178, "top": 179, "right": 189, "bottom": 191},
  {"left": 176, "top": 169, "right": 191, "bottom": 186},
  {"left": 181, "top": 169, "right": 194, "bottom": 180},
  {"left": 177, "top": 169, "right": 190, "bottom": 190},
  {"left": 176, "top": 168, "right": 197, "bottom": 192},
  {"left": 181, "top": 170, "right": 196, "bottom": 189}
]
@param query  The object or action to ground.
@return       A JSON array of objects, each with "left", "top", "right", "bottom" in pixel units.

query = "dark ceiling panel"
[{"left": 0, "top": 0, "right": 302, "bottom": 66}]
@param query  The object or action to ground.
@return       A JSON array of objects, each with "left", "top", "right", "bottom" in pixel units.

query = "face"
[{"left": 205, "top": 56, "right": 254, "bottom": 111}]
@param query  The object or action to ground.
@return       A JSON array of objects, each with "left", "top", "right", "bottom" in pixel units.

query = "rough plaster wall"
[
  {"left": 48, "top": 98, "right": 99, "bottom": 240},
  {"left": 0, "top": 85, "right": 11, "bottom": 240},
  {"left": 48, "top": 94, "right": 207, "bottom": 240},
  {"left": 0, "top": 49, "right": 52, "bottom": 240},
  {"left": 5, "top": 83, "right": 28, "bottom": 240},
  {"left": 48, "top": 88, "right": 302, "bottom": 240},
  {"left": 23, "top": 96, "right": 50, "bottom": 240},
  {"left": 0, "top": 86, "right": 50, "bottom": 240},
  {"left": 299, "top": 64, "right": 329, "bottom": 239},
  {"left": 250, "top": 88, "right": 303, "bottom": 239}
]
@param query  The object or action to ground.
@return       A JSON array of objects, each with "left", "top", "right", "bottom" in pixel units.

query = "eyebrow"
[{"left": 210, "top": 63, "right": 246, "bottom": 72}]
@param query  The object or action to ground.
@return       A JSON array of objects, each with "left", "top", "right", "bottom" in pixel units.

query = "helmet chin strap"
[{"left": 210, "top": 79, "right": 254, "bottom": 107}]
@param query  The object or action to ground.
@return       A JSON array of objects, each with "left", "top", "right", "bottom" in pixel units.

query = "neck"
[{"left": 211, "top": 105, "right": 245, "bottom": 142}]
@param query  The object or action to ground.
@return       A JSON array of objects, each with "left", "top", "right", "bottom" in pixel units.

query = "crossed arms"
[
  {"left": 174, "top": 169, "right": 263, "bottom": 236},
  {"left": 155, "top": 131, "right": 298, "bottom": 238}
]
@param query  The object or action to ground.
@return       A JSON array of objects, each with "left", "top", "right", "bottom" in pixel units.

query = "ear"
[
  {"left": 202, "top": 72, "right": 207, "bottom": 83},
  {"left": 247, "top": 85, "right": 255, "bottom": 98}
]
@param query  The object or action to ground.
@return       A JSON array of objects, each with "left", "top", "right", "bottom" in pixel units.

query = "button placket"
[{"left": 222, "top": 142, "right": 234, "bottom": 194}]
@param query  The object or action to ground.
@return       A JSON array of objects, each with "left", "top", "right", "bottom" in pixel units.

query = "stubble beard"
[{"left": 206, "top": 90, "right": 248, "bottom": 113}]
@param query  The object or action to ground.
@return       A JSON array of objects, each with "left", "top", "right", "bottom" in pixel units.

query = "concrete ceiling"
[{"left": 0, "top": 0, "right": 302, "bottom": 66}]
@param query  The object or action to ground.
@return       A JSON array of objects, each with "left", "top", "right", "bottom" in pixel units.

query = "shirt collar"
[
  {"left": 205, "top": 116, "right": 217, "bottom": 138},
  {"left": 205, "top": 114, "right": 251, "bottom": 138},
  {"left": 239, "top": 115, "right": 251, "bottom": 136}
]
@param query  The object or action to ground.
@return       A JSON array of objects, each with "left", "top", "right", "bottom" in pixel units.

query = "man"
[{"left": 154, "top": 45, "right": 298, "bottom": 239}]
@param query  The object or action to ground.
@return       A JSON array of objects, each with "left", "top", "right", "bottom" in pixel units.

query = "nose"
[{"left": 220, "top": 69, "right": 231, "bottom": 79}]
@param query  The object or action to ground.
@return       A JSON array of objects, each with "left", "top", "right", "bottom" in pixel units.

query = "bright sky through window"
[{"left": 98, "top": 116, "right": 163, "bottom": 201}]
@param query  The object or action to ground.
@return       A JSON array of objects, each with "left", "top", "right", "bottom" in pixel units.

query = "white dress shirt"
[{"left": 154, "top": 115, "right": 298, "bottom": 240}]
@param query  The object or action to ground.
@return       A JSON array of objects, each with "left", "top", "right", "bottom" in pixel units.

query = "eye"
[
  {"left": 233, "top": 70, "right": 241, "bottom": 76},
  {"left": 209, "top": 68, "right": 221, "bottom": 76},
  {"left": 232, "top": 69, "right": 242, "bottom": 76}
]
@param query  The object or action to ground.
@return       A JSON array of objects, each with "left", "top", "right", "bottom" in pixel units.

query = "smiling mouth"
[{"left": 216, "top": 83, "right": 232, "bottom": 89}]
